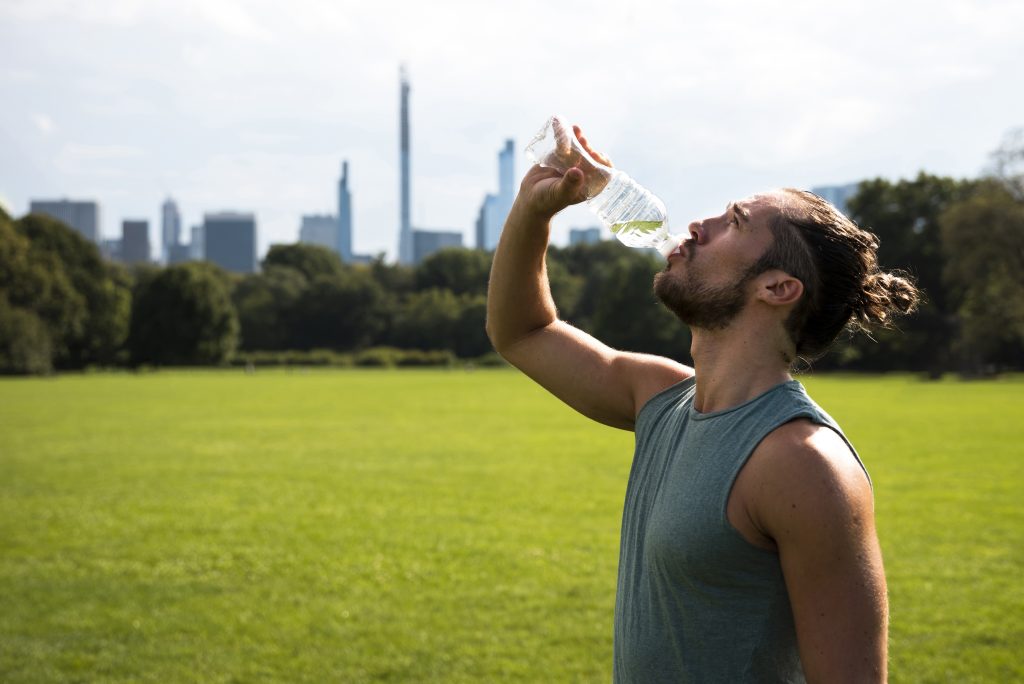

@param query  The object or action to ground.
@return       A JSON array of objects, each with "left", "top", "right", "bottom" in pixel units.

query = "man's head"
[{"left": 654, "top": 189, "right": 920, "bottom": 362}]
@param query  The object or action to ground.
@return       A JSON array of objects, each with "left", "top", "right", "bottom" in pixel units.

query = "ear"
[{"left": 754, "top": 269, "right": 804, "bottom": 307}]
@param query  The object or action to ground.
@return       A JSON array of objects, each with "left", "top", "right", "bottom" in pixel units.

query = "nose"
[{"left": 688, "top": 220, "right": 705, "bottom": 244}]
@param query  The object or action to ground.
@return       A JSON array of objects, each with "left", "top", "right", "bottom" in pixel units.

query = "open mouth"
[{"left": 667, "top": 241, "right": 692, "bottom": 260}]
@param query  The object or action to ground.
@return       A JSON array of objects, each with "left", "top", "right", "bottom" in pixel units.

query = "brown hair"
[{"left": 749, "top": 189, "right": 921, "bottom": 361}]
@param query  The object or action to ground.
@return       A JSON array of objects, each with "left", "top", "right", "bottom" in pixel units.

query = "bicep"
[{"left": 498, "top": 320, "right": 692, "bottom": 430}]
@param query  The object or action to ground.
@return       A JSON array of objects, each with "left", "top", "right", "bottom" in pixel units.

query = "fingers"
[
  {"left": 573, "top": 124, "right": 613, "bottom": 168},
  {"left": 551, "top": 167, "right": 586, "bottom": 207}
]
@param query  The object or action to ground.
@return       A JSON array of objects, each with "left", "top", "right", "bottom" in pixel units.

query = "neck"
[{"left": 688, "top": 320, "right": 793, "bottom": 414}]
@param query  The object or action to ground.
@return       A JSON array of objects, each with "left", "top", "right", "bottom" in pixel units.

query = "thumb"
[{"left": 556, "top": 167, "right": 585, "bottom": 203}]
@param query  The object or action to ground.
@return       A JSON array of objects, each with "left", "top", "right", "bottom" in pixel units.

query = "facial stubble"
[{"left": 653, "top": 252, "right": 757, "bottom": 331}]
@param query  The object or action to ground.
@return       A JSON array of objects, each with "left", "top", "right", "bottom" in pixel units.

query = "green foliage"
[
  {"left": 0, "top": 212, "right": 130, "bottom": 372},
  {"left": 233, "top": 265, "right": 308, "bottom": 351},
  {"left": 0, "top": 295, "right": 53, "bottom": 375},
  {"left": 0, "top": 372, "right": 1021, "bottom": 681},
  {"left": 290, "top": 270, "right": 391, "bottom": 351},
  {"left": 835, "top": 173, "right": 982, "bottom": 372},
  {"left": 128, "top": 262, "right": 239, "bottom": 365},
  {"left": 415, "top": 248, "right": 492, "bottom": 296},
  {"left": 389, "top": 288, "right": 464, "bottom": 351},
  {"left": 940, "top": 181, "right": 1024, "bottom": 371},
  {"left": 262, "top": 243, "right": 344, "bottom": 281}
]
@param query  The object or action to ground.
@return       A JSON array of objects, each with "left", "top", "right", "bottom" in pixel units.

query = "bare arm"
[
  {"left": 486, "top": 128, "right": 691, "bottom": 430},
  {"left": 750, "top": 422, "right": 888, "bottom": 682}
]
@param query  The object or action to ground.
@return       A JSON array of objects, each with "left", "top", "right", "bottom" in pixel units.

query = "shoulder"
[
  {"left": 619, "top": 351, "right": 694, "bottom": 417},
  {"left": 745, "top": 419, "right": 873, "bottom": 541}
]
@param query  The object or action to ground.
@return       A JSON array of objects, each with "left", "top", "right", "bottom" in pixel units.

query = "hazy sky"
[{"left": 2, "top": 0, "right": 1021, "bottom": 259}]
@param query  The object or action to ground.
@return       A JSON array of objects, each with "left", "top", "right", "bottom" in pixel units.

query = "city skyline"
[{"left": 2, "top": 1, "right": 1022, "bottom": 260}]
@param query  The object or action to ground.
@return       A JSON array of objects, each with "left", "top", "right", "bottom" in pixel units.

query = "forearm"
[{"left": 485, "top": 203, "right": 559, "bottom": 352}]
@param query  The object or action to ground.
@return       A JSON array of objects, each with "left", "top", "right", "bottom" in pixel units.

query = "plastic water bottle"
[{"left": 525, "top": 115, "right": 681, "bottom": 258}]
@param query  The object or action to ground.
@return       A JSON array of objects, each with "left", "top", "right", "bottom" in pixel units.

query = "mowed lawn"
[{"left": 0, "top": 370, "right": 1021, "bottom": 683}]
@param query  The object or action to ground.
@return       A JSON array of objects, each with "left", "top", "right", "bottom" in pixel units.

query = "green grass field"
[{"left": 1, "top": 370, "right": 1021, "bottom": 682}]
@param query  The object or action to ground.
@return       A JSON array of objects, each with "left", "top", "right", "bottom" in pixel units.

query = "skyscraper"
[
  {"left": 398, "top": 66, "right": 413, "bottom": 265},
  {"left": 190, "top": 225, "right": 204, "bottom": 260},
  {"left": 121, "top": 220, "right": 151, "bottom": 264},
  {"left": 569, "top": 226, "right": 603, "bottom": 245},
  {"left": 300, "top": 214, "right": 338, "bottom": 252},
  {"left": 475, "top": 139, "right": 517, "bottom": 251},
  {"left": 811, "top": 183, "right": 861, "bottom": 215},
  {"left": 338, "top": 160, "right": 353, "bottom": 261},
  {"left": 203, "top": 212, "right": 257, "bottom": 273},
  {"left": 29, "top": 199, "right": 100, "bottom": 243},
  {"left": 161, "top": 198, "right": 181, "bottom": 263},
  {"left": 498, "top": 138, "right": 515, "bottom": 218},
  {"left": 413, "top": 228, "right": 463, "bottom": 265}
]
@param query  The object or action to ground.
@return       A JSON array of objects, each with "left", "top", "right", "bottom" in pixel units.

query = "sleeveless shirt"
[{"left": 613, "top": 377, "right": 868, "bottom": 683}]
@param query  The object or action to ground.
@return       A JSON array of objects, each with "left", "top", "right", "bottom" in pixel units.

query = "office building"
[
  {"left": 475, "top": 194, "right": 500, "bottom": 252},
  {"left": 497, "top": 138, "right": 515, "bottom": 222},
  {"left": 811, "top": 183, "right": 861, "bottom": 215},
  {"left": 189, "top": 225, "right": 204, "bottom": 260},
  {"left": 161, "top": 198, "right": 181, "bottom": 263},
  {"left": 203, "top": 212, "right": 257, "bottom": 273},
  {"left": 121, "top": 220, "right": 151, "bottom": 264},
  {"left": 29, "top": 199, "right": 100, "bottom": 243},
  {"left": 475, "top": 139, "right": 516, "bottom": 251},
  {"left": 570, "top": 227, "right": 603, "bottom": 245},
  {"left": 413, "top": 229, "right": 462, "bottom": 265},
  {"left": 168, "top": 243, "right": 191, "bottom": 265},
  {"left": 338, "top": 160, "right": 353, "bottom": 261},
  {"left": 398, "top": 66, "right": 413, "bottom": 265},
  {"left": 299, "top": 214, "right": 338, "bottom": 252}
]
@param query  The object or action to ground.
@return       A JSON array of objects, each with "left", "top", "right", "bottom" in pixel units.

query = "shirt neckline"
[{"left": 689, "top": 379, "right": 801, "bottom": 421}]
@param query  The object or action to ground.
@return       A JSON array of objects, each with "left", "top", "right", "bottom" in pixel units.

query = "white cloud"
[{"left": 32, "top": 114, "right": 55, "bottom": 135}]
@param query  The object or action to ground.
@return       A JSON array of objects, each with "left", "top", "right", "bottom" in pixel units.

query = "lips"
[{"left": 666, "top": 241, "right": 692, "bottom": 260}]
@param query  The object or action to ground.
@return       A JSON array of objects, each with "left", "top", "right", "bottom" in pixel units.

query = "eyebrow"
[{"left": 727, "top": 202, "right": 751, "bottom": 223}]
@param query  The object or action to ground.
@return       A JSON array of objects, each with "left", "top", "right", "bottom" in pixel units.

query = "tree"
[
  {"left": 988, "top": 127, "right": 1024, "bottom": 201},
  {"left": 128, "top": 262, "right": 239, "bottom": 365},
  {"left": 940, "top": 181, "right": 1024, "bottom": 372},
  {"left": 262, "top": 243, "right": 344, "bottom": 282},
  {"left": 415, "top": 248, "right": 492, "bottom": 296},
  {"left": 838, "top": 173, "right": 979, "bottom": 372},
  {"left": 453, "top": 295, "right": 492, "bottom": 358},
  {"left": 1, "top": 212, "right": 130, "bottom": 370},
  {"left": 290, "top": 270, "right": 391, "bottom": 350},
  {"left": 387, "top": 288, "right": 463, "bottom": 351},
  {"left": 233, "top": 265, "right": 307, "bottom": 350},
  {"left": 369, "top": 255, "right": 415, "bottom": 297},
  {"left": 0, "top": 293, "right": 53, "bottom": 374}
]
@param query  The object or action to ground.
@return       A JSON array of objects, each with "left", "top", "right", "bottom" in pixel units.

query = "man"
[{"left": 485, "top": 124, "right": 919, "bottom": 683}]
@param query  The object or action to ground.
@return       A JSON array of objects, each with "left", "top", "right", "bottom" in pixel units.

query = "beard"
[{"left": 654, "top": 256, "right": 756, "bottom": 331}]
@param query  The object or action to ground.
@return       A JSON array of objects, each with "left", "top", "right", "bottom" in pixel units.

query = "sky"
[{"left": 1, "top": 0, "right": 1022, "bottom": 260}]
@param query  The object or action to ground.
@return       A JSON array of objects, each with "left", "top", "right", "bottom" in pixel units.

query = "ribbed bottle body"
[{"left": 589, "top": 170, "right": 671, "bottom": 250}]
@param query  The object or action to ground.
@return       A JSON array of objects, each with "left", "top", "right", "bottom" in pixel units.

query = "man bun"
[{"left": 851, "top": 270, "right": 921, "bottom": 330}]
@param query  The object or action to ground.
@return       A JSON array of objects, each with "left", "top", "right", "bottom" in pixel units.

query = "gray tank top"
[{"left": 613, "top": 377, "right": 868, "bottom": 683}]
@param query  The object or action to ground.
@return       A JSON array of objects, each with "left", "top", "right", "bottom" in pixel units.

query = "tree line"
[{"left": 2, "top": 134, "right": 1022, "bottom": 376}]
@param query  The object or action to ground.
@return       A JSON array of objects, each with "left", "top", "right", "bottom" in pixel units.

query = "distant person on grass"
[{"left": 486, "top": 124, "right": 919, "bottom": 683}]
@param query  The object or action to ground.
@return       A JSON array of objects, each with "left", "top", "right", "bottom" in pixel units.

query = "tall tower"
[
  {"left": 498, "top": 139, "right": 515, "bottom": 205},
  {"left": 337, "top": 160, "right": 353, "bottom": 261},
  {"left": 398, "top": 65, "right": 413, "bottom": 265},
  {"left": 161, "top": 197, "right": 181, "bottom": 263}
]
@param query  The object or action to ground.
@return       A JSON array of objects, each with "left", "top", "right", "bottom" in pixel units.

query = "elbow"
[{"left": 484, "top": 317, "right": 508, "bottom": 356}]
